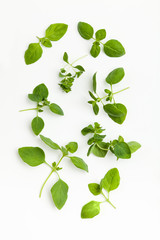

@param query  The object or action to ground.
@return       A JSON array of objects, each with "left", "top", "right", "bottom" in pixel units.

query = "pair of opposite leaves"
[{"left": 24, "top": 22, "right": 125, "bottom": 65}]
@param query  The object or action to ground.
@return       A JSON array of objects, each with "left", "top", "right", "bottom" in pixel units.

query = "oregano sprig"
[
  {"left": 19, "top": 83, "right": 64, "bottom": 135},
  {"left": 24, "top": 23, "right": 68, "bottom": 65},
  {"left": 81, "top": 168, "right": 120, "bottom": 218},
  {"left": 18, "top": 135, "right": 88, "bottom": 210},
  {"left": 88, "top": 69, "right": 129, "bottom": 124},
  {"left": 77, "top": 22, "right": 125, "bottom": 58},
  {"left": 59, "top": 52, "right": 86, "bottom": 93},
  {"left": 81, "top": 122, "right": 141, "bottom": 159}
]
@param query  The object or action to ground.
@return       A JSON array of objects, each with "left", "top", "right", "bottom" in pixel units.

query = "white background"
[{"left": 0, "top": 0, "right": 160, "bottom": 239}]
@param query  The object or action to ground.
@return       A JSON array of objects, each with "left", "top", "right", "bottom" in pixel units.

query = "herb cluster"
[
  {"left": 78, "top": 22, "right": 125, "bottom": 58},
  {"left": 82, "top": 122, "right": 141, "bottom": 159},
  {"left": 59, "top": 52, "right": 85, "bottom": 93},
  {"left": 20, "top": 83, "right": 64, "bottom": 135},
  {"left": 18, "top": 135, "right": 88, "bottom": 209}
]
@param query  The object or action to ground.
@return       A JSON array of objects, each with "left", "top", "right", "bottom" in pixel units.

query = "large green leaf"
[
  {"left": 104, "top": 39, "right": 125, "bottom": 57},
  {"left": 114, "top": 142, "right": 131, "bottom": 159},
  {"left": 28, "top": 83, "right": 49, "bottom": 102},
  {"left": 69, "top": 157, "right": 88, "bottom": 172},
  {"left": 18, "top": 147, "right": 45, "bottom": 166},
  {"left": 106, "top": 68, "right": 125, "bottom": 85},
  {"left": 31, "top": 116, "right": 44, "bottom": 135},
  {"left": 50, "top": 179, "right": 68, "bottom": 210},
  {"left": 40, "top": 135, "right": 60, "bottom": 150},
  {"left": 127, "top": 141, "right": 141, "bottom": 153},
  {"left": 81, "top": 201, "right": 100, "bottom": 219},
  {"left": 78, "top": 22, "right": 94, "bottom": 40},
  {"left": 45, "top": 23, "right": 68, "bottom": 41},
  {"left": 101, "top": 168, "right": 120, "bottom": 192},
  {"left": 103, "top": 103, "right": 127, "bottom": 124},
  {"left": 24, "top": 43, "right": 43, "bottom": 65}
]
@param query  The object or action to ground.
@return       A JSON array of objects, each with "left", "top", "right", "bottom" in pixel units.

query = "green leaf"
[
  {"left": 49, "top": 103, "right": 64, "bottom": 115},
  {"left": 78, "top": 22, "right": 94, "bottom": 40},
  {"left": 101, "top": 168, "right": 120, "bottom": 192},
  {"left": 61, "top": 147, "right": 68, "bottom": 156},
  {"left": 45, "top": 23, "right": 68, "bottom": 41},
  {"left": 65, "top": 142, "right": 78, "bottom": 153},
  {"left": 118, "top": 136, "right": 124, "bottom": 143},
  {"left": 97, "top": 142, "right": 109, "bottom": 151},
  {"left": 87, "top": 144, "right": 94, "bottom": 156},
  {"left": 106, "top": 68, "right": 125, "bottom": 85},
  {"left": 90, "top": 42, "right": 100, "bottom": 58},
  {"left": 103, "top": 103, "right": 127, "bottom": 124},
  {"left": 89, "top": 91, "right": 97, "bottom": 101},
  {"left": 18, "top": 147, "right": 45, "bottom": 166},
  {"left": 92, "top": 102, "right": 99, "bottom": 115},
  {"left": 88, "top": 183, "right": 101, "bottom": 195},
  {"left": 104, "top": 39, "right": 125, "bottom": 57},
  {"left": 95, "top": 29, "right": 106, "bottom": 40},
  {"left": 92, "top": 144, "right": 107, "bottom": 158},
  {"left": 114, "top": 142, "right": 131, "bottom": 159},
  {"left": 81, "top": 201, "right": 100, "bottom": 219},
  {"left": 40, "top": 135, "right": 60, "bottom": 150},
  {"left": 50, "top": 179, "right": 68, "bottom": 210},
  {"left": 28, "top": 83, "right": 49, "bottom": 102},
  {"left": 81, "top": 125, "right": 94, "bottom": 135},
  {"left": 31, "top": 116, "right": 44, "bottom": 135},
  {"left": 69, "top": 157, "right": 88, "bottom": 172},
  {"left": 74, "top": 65, "right": 85, "bottom": 72},
  {"left": 24, "top": 43, "right": 43, "bottom": 65},
  {"left": 93, "top": 72, "right": 97, "bottom": 93},
  {"left": 127, "top": 141, "right": 141, "bottom": 153},
  {"left": 63, "top": 52, "right": 68, "bottom": 63},
  {"left": 40, "top": 38, "right": 52, "bottom": 48}
]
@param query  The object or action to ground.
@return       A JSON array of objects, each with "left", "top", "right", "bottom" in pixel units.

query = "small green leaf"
[
  {"left": 89, "top": 91, "right": 97, "bottom": 101},
  {"left": 104, "top": 89, "right": 111, "bottom": 94},
  {"left": 90, "top": 42, "right": 101, "bottom": 58},
  {"left": 74, "top": 65, "right": 85, "bottom": 72},
  {"left": 40, "top": 38, "right": 52, "bottom": 48},
  {"left": 101, "top": 168, "right": 120, "bottom": 192},
  {"left": 63, "top": 52, "right": 68, "bottom": 63},
  {"left": 28, "top": 83, "right": 49, "bottom": 102},
  {"left": 81, "top": 201, "right": 100, "bottom": 219},
  {"left": 31, "top": 116, "right": 44, "bottom": 135},
  {"left": 24, "top": 43, "right": 43, "bottom": 65},
  {"left": 95, "top": 29, "right": 106, "bottom": 41},
  {"left": 50, "top": 179, "right": 68, "bottom": 210},
  {"left": 40, "top": 135, "right": 60, "bottom": 150},
  {"left": 69, "top": 157, "right": 88, "bottom": 172},
  {"left": 106, "top": 68, "right": 125, "bottom": 85},
  {"left": 104, "top": 39, "right": 125, "bottom": 57},
  {"left": 81, "top": 125, "right": 94, "bottom": 136},
  {"left": 127, "top": 141, "right": 141, "bottom": 153},
  {"left": 114, "top": 142, "right": 131, "bottom": 159},
  {"left": 92, "top": 144, "right": 107, "bottom": 158},
  {"left": 118, "top": 136, "right": 124, "bottom": 143},
  {"left": 18, "top": 147, "right": 45, "bottom": 166},
  {"left": 103, "top": 103, "right": 127, "bottom": 124},
  {"left": 65, "top": 142, "right": 78, "bottom": 153},
  {"left": 92, "top": 102, "right": 99, "bottom": 115},
  {"left": 87, "top": 144, "right": 94, "bottom": 156},
  {"left": 45, "top": 23, "right": 68, "bottom": 41},
  {"left": 78, "top": 22, "right": 94, "bottom": 40},
  {"left": 88, "top": 183, "right": 101, "bottom": 195},
  {"left": 93, "top": 72, "right": 97, "bottom": 93},
  {"left": 49, "top": 103, "right": 64, "bottom": 115}
]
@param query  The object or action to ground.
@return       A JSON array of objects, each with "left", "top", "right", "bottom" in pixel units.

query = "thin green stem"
[
  {"left": 56, "top": 155, "right": 64, "bottom": 168},
  {"left": 19, "top": 108, "right": 38, "bottom": 112},
  {"left": 71, "top": 54, "right": 88, "bottom": 65},
  {"left": 39, "top": 170, "right": 54, "bottom": 198},
  {"left": 45, "top": 161, "right": 53, "bottom": 170},
  {"left": 110, "top": 85, "right": 115, "bottom": 104},
  {"left": 113, "top": 87, "right": 130, "bottom": 95},
  {"left": 101, "top": 191, "right": 116, "bottom": 209}
]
